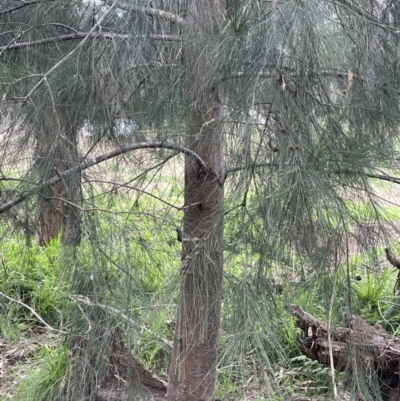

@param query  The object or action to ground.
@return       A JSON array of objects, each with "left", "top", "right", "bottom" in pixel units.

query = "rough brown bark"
[
  {"left": 286, "top": 304, "right": 400, "bottom": 400},
  {"left": 167, "top": 108, "right": 224, "bottom": 401},
  {"left": 35, "top": 111, "right": 81, "bottom": 246},
  {"left": 167, "top": 3, "right": 226, "bottom": 400}
]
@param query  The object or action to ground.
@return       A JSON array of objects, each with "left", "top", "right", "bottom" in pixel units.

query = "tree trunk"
[
  {"left": 168, "top": 3, "right": 225, "bottom": 400},
  {"left": 168, "top": 108, "right": 224, "bottom": 401},
  {"left": 35, "top": 111, "right": 81, "bottom": 246}
]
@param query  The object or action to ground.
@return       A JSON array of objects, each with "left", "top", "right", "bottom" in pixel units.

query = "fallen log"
[{"left": 286, "top": 304, "right": 400, "bottom": 400}]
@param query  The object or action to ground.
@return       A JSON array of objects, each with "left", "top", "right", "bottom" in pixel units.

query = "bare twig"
[{"left": 0, "top": 290, "right": 66, "bottom": 334}]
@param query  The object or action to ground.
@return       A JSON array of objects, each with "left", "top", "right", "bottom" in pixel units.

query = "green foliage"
[
  {"left": 0, "top": 237, "right": 66, "bottom": 333},
  {"left": 353, "top": 268, "right": 394, "bottom": 324},
  {"left": 1, "top": 0, "right": 400, "bottom": 400}
]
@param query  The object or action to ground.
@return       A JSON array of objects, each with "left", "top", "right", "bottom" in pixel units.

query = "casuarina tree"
[{"left": 1, "top": 1, "right": 400, "bottom": 400}]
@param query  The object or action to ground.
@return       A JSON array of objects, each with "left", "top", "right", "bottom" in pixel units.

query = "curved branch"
[
  {"left": 0, "top": 141, "right": 206, "bottom": 214},
  {"left": 0, "top": 290, "right": 66, "bottom": 334}
]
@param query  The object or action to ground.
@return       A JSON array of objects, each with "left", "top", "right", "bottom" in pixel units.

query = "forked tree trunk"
[
  {"left": 35, "top": 111, "right": 81, "bottom": 246},
  {"left": 168, "top": 3, "right": 226, "bottom": 400}
]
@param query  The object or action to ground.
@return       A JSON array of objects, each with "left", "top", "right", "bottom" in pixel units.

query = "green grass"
[
  {"left": 14, "top": 345, "right": 69, "bottom": 401},
  {"left": 0, "top": 237, "right": 66, "bottom": 334}
]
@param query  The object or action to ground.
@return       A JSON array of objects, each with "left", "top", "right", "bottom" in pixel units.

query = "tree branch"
[
  {"left": 0, "top": 0, "right": 51, "bottom": 15},
  {"left": 0, "top": 32, "right": 181, "bottom": 52},
  {"left": 87, "top": 179, "right": 183, "bottom": 211},
  {"left": 0, "top": 290, "right": 66, "bottom": 334},
  {"left": 0, "top": 141, "right": 206, "bottom": 214},
  {"left": 225, "top": 163, "right": 400, "bottom": 186},
  {"left": 12, "top": 0, "right": 119, "bottom": 103},
  {"left": 333, "top": 169, "right": 400, "bottom": 185},
  {"left": 101, "top": 0, "right": 185, "bottom": 26},
  {"left": 225, "top": 162, "right": 274, "bottom": 176}
]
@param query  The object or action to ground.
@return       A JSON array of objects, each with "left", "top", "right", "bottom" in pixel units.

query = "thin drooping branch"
[
  {"left": 88, "top": 179, "right": 183, "bottom": 211},
  {"left": 0, "top": 141, "right": 207, "bottom": 214},
  {"left": 333, "top": 169, "right": 400, "bottom": 185},
  {"left": 364, "top": 172, "right": 400, "bottom": 184}
]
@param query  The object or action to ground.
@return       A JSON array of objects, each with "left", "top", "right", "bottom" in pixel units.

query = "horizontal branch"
[
  {"left": 225, "top": 69, "right": 357, "bottom": 85},
  {"left": 101, "top": 0, "right": 185, "bottom": 26},
  {"left": 225, "top": 162, "right": 274, "bottom": 176},
  {"left": 1, "top": 0, "right": 184, "bottom": 27},
  {"left": 364, "top": 172, "right": 400, "bottom": 185},
  {"left": 0, "top": 0, "right": 50, "bottom": 15},
  {"left": 0, "top": 141, "right": 206, "bottom": 214},
  {"left": 0, "top": 32, "right": 87, "bottom": 51},
  {"left": 332, "top": 168, "right": 400, "bottom": 185},
  {"left": 226, "top": 163, "right": 400, "bottom": 186},
  {"left": 0, "top": 31, "right": 181, "bottom": 52}
]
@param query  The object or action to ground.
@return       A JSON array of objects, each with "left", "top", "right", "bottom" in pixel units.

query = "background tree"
[{"left": 1, "top": 1, "right": 400, "bottom": 401}]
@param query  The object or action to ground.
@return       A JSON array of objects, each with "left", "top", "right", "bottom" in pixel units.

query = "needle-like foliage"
[{"left": 1, "top": 1, "right": 400, "bottom": 400}]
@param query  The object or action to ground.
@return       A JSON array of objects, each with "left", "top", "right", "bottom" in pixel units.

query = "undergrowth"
[{"left": 0, "top": 188, "right": 399, "bottom": 401}]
